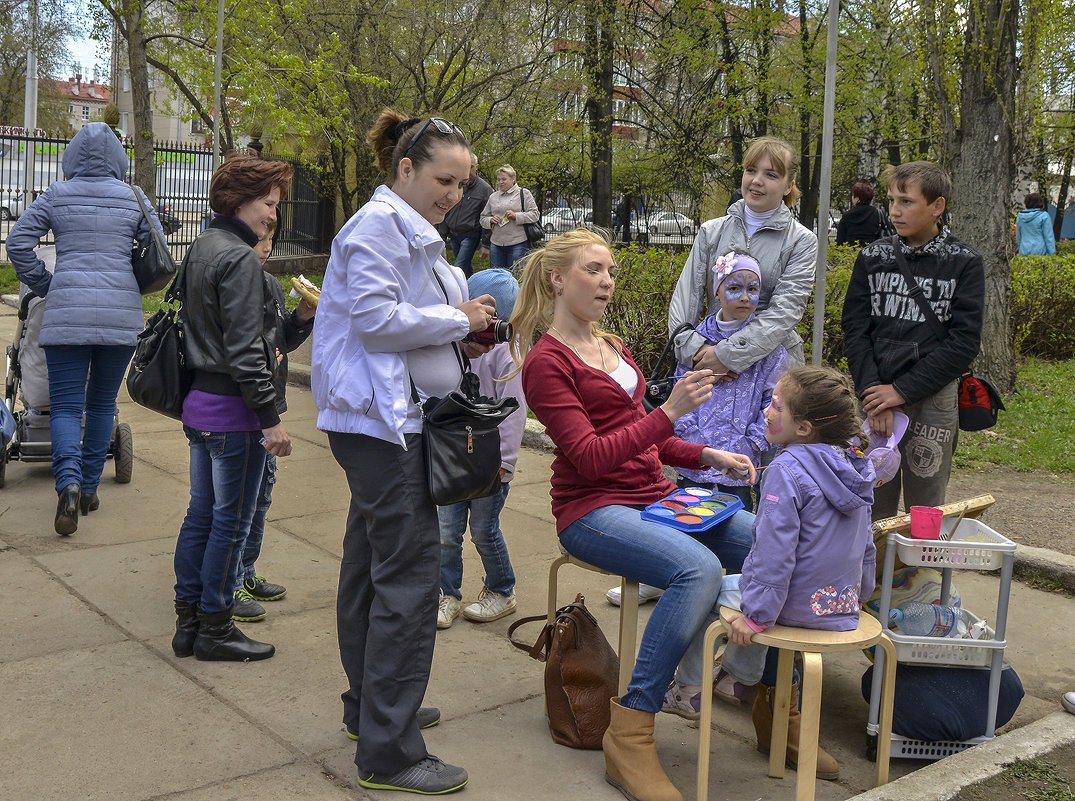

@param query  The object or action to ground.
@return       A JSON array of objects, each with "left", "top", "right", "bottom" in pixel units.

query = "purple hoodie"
[
  {"left": 673, "top": 313, "right": 788, "bottom": 485},
  {"left": 739, "top": 443, "right": 877, "bottom": 631}
]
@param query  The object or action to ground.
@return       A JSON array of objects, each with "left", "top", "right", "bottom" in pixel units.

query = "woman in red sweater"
[{"left": 510, "top": 228, "right": 757, "bottom": 801}]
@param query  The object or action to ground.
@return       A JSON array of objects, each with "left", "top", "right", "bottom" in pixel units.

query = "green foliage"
[
  {"left": 1011, "top": 254, "right": 1075, "bottom": 359},
  {"left": 602, "top": 245, "right": 687, "bottom": 375},
  {"left": 798, "top": 243, "right": 858, "bottom": 366},
  {"left": 1057, "top": 239, "right": 1075, "bottom": 256},
  {"left": 0, "top": 264, "right": 20, "bottom": 297}
]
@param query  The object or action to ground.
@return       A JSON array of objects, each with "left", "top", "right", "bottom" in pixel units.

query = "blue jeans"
[
  {"left": 560, "top": 504, "right": 755, "bottom": 713},
  {"left": 489, "top": 241, "right": 529, "bottom": 273},
  {"left": 438, "top": 482, "right": 515, "bottom": 598},
  {"left": 448, "top": 231, "right": 482, "bottom": 277},
  {"left": 44, "top": 344, "right": 135, "bottom": 493},
  {"left": 174, "top": 427, "right": 267, "bottom": 614},
  {"left": 238, "top": 453, "right": 276, "bottom": 586}
]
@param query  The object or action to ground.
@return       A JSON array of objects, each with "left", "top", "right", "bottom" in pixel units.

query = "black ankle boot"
[
  {"left": 172, "top": 601, "right": 200, "bottom": 658},
  {"left": 193, "top": 609, "right": 275, "bottom": 662},
  {"left": 55, "top": 484, "right": 80, "bottom": 536},
  {"left": 80, "top": 493, "right": 100, "bottom": 515}
]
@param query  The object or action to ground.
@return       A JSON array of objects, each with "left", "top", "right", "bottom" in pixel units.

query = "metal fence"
[
  {"left": 0, "top": 133, "right": 330, "bottom": 262},
  {"left": 535, "top": 188, "right": 702, "bottom": 249}
]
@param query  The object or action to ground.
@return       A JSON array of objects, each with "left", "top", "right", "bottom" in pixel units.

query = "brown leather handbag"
[{"left": 508, "top": 594, "right": 620, "bottom": 749}]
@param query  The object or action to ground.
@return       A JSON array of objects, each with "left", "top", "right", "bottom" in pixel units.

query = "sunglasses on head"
[{"left": 403, "top": 117, "right": 465, "bottom": 155}]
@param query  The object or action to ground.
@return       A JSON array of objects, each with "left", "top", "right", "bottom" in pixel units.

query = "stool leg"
[
  {"left": 770, "top": 649, "right": 794, "bottom": 778},
  {"left": 696, "top": 621, "right": 724, "bottom": 801},
  {"left": 795, "top": 652, "right": 822, "bottom": 801},
  {"left": 874, "top": 635, "right": 897, "bottom": 786},
  {"left": 617, "top": 579, "right": 639, "bottom": 696},
  {"left": 545, "top": 555, "right": 569, "bottom": 716}
]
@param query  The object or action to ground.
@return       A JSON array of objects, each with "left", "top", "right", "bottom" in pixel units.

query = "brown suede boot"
[
  {"left": 603, "top": 698, "right": 683, "bottom": 801},
  {"left": 752, "top": 682, "right": 839, "bottom": 781}
]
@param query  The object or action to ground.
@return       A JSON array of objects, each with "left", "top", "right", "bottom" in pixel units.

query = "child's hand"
[
  {"left": 726, "top": 614, "right": 757, "bottom": 646},
  {"left": 868, "top": 408, "right": 894, "bottom": 438}
]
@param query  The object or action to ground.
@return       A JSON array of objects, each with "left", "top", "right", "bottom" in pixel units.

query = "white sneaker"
[
  {"left": 462, "top": 587, "right": 517, "bottom": 622},
  {"left": 1062, "top": 692, "right": 1075, "bottom": 715},
  {"left": 605, "top": 583, "right": 664, "bottom": 607},
  {"left": 437, "top": 593, "right": 462, "bottom": 629}
]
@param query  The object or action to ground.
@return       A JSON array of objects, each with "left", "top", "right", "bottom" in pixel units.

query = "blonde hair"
[
  {"left": 508, "top": 227, "right": 622, "bottom": 374},
  {"left": 743, "top": 136, "right": 801, "bottom": 207},
  {"left": 495, "top": 164, "right": 517, "bottom": 180}
]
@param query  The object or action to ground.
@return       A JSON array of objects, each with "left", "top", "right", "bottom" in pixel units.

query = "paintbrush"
[{"left": 945, "top": 505, "right": 970, "bottom": 541}]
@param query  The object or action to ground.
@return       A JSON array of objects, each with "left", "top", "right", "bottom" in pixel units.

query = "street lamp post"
[{"left": 22, "top": 0, "right": 39, "bottom": 200}]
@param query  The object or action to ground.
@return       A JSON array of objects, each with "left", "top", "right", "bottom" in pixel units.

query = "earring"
[{"left": 556, "top": 287, "right": 563, "bottom": 296}]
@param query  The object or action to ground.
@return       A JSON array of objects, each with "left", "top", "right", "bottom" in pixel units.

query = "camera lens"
[{"left": 492, "top": 319, "right": 514, "bottom": 343}]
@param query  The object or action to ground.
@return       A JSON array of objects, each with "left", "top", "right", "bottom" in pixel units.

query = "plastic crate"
[
  {"left": 894, "top": 519, "right": 1016, "bottom": 570},
  {"left": 888, "top": 609, "right": 1004, "bottom": 667},
  {"left": 890, "top": 733, "right": 992, "bottom": 760}
]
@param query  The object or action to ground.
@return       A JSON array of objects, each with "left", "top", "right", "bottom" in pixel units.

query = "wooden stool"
[
  {"left": 548, "top": 552, "right": 639, "bottom": 695},
  {"left": 696, "top": 607, "right": 897, "bottom": 801}
]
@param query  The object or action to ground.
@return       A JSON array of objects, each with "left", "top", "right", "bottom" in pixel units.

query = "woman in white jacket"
[{"left": 311, "top": 110, "right": 495, "bottom": 796}]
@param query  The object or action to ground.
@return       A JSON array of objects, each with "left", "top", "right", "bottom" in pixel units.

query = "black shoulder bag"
[
  {"left": 414, "top": 263, "right": 519, "bottom": 505},
  {"left": 130, "top": 186, "right": 178, "bottom": 294},
  {"left": 890, "top": 246, "right": 1003, "bottom": 431},
  {"left": 519, "top": 189, "right": 545, "bottom": 245},
  {"left": 125, "top": 254, "right": 193, "bottom": 419}
]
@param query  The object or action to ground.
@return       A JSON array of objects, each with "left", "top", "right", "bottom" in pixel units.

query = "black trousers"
[{"left": 329, "top": 431, "right": 441, "bottom": 775}]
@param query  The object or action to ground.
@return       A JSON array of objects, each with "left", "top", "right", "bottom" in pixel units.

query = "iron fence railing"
[{"left": 0, "top": 133, "right": 330, "bottom": 262}]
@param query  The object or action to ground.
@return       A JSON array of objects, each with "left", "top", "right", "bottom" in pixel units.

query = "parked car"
[
  {"left": 541, "top": 206, "right": 584, "bottom": 235},
  {"left": 155, "top": 203, "right": 182, "bottom": 236},
  {"left": 0, "top": 190, "right": 27, "bottom": 221},
  {"left": 646, "top": 210, "right": 696, "bottom": 237}
]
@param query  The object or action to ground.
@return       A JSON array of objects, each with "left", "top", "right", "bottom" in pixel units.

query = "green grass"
[
  {"left": 1003, "top": 758, "right": 1075, "bottom": 801},
  {"left": 0, "top": 263, "right": 19, "bottom": 296},
  {"left": 954, "top": 357, "right": 1075, "bottom": 475}
]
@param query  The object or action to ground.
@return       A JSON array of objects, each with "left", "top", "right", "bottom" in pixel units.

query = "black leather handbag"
[
  {"left": 643, "top": 323, "right": 696, "bottom": 412},
  {"left": 419, "top": 367, "right": 519, "bottom": 505},
  {"left": 130, "top": 186, "right": 178, "bottom": 294},
  {"left": 125, "top": 263, "right": 192, "bottom": 419},
  {"left": 520, "top": 188, "right": 545, "bottom": 245}
]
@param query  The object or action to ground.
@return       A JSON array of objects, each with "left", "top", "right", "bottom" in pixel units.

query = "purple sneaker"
[
  {"left": 713, "top": 666, "right": 747, "bottom": 706},
  {"left": 662, "top": 681, "right": 702, "bottom": 720}
]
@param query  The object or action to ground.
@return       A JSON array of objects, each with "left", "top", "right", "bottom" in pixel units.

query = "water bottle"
[{"left": 889, "top": 602, "right": 970, "bottom": 638}]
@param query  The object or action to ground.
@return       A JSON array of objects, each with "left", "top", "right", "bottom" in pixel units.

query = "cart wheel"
[
  {"left": 114, "top": 423, "right": 133, "bottom": 484},
  {"left": 866, "top": 733, "right": 878, "bottom": 762},
  {"left": 0, "top": 446, "right": 7, "bottom": 489}
]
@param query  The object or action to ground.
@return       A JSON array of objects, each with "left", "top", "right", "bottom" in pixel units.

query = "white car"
[
  {"left": 647, "top": 210, "right": 696, "bottom": 236},
  {"left": 0, "top": 190, "right": 27, "bottom": 221},
  {"left": 541, "top": 207, "right": 584, "bottom": 235}
]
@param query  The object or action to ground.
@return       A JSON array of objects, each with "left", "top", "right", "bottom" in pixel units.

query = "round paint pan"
[
  {"left": 675, "top": 513, "right": 703, "bottom": 525},
  {"left": 699, "top": 500, "right": 728, "bottom": 510},
  {"left": 648, "top": 506, "right": 675, "bottom": 517},
  {"left": 661, "top": 499, "right": 687, "bottom": 510},
  {"left": 671, "top": 494, "right": 696, "bottom": 504},
  {"left": 683, "top": 487, "right": 713, "bottom": 498},
  {"left": 685, "top": 506, "right": 716, "bottom": 516}
]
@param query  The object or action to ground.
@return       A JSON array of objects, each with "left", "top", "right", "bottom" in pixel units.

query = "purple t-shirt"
[{"left": 181, "top": 390, "right": 261, "bottom": 432}]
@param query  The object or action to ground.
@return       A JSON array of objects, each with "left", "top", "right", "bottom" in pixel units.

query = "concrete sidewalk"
[{"left": 1, "top": 300, "right": 1072, "bottom": 801}]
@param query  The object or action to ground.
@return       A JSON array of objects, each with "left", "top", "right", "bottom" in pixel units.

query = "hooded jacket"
[
  {"left": 738, "top": 443, "right": 876, "bottom": 631},
  {"left": 673, "top": 313, "right": 787, "bottom": 485},
  {"left": 7, "top": 122, "right": 164, "bottom": 347},
  {"left": 835, "top": 202, "right": 885, "bottom": 247},
  {"left": 1015, "top": 208, "right": 1056, "bottom": 256},
  {"left": 668, "top": 200, "right": 817, "bottom": 371}
]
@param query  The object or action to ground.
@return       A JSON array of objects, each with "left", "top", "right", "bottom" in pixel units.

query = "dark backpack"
[{"left": 957, "top": 372, "right": 1005, "bottom": 431}]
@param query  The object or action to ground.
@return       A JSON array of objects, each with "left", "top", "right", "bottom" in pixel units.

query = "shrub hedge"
[{"left": 602, "top": 243, "right": 1075, "bottom": 373}]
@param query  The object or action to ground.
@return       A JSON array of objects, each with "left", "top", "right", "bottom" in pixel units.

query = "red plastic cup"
[{"left": 909, "top": 506, "right": 943, "bottom": 539}]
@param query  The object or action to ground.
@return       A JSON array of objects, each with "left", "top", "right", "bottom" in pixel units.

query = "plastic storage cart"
[{"left": 866, "top": 516, "right": 1016, "bottom": 761}]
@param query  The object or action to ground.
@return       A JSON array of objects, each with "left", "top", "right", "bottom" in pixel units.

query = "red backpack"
[{"left": 957, "top": 372, "right": 1005, "bottom": 431}]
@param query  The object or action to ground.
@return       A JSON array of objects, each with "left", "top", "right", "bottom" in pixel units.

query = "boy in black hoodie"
[{"left": 841, "top": 162, "right": 984, "bottom": 520}]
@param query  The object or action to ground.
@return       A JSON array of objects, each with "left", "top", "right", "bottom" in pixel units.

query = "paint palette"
[{"left": 640, "top": 487, "right": 744, "bottom": 532}]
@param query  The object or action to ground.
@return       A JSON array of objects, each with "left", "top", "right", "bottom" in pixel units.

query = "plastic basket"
[
  {"left": 888, "top": 609, "right": 1004, "bottom": 667},
  {"left": 890, "top": 733, "right": 992, "bottom": 760},
  {"left": 893, "top": 519, "right": 1015, "bottom": 570}
]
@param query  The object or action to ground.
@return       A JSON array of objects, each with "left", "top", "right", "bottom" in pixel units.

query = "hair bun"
[{"left": 391, "top": 117, "right": 422, "bottom": 143}]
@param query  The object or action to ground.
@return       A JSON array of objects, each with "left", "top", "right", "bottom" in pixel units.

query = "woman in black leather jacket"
[{"left": 170, "top": 154, "right": 299, "bottom": 663}]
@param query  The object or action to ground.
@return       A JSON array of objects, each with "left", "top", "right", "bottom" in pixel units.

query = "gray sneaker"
[
  {"left": 232, "top": 587, "right": 266, "bottom": 622},
  {"left": 358, "top": 755, "right": 468, "bottom": 794},
  {"left": 346, "top": 707, "right": 442, "bottom": 741}
]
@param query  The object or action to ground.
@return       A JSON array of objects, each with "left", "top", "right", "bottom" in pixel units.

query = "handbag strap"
[
  {"left": 890, "top": 245, "right": 946, "bottom": 341},
  {"left": 507, "top": 614, "right": 553, "bottom": 661},
  {"left": 650, "top": 323, "right": 697, "bottom": 382}
]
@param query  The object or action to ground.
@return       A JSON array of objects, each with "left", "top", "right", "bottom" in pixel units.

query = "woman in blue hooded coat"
[
  {"left": 7, "top": 122, "right": 165, "bottom": 536},
  {"left": 1015, "top": 192, "right": 1056, "bottom": 255}
]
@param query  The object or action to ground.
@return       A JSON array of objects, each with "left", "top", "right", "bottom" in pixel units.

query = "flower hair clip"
[{"left": 711, "top": 253, "right": 737, "bottom": 285}]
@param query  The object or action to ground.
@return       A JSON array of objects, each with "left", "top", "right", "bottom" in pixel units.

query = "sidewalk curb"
[{"left": 847, "top": 711, "right": 1075, "bottom": 800}]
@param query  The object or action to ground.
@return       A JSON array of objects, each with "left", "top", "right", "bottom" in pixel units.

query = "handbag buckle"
[{"left": 466, "top": 426, "right": 474, "bottom": 453}]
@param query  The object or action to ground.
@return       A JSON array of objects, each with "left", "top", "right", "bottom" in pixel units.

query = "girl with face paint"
[{"left": 669, "top": 252, "right": 789, "bottom": 513}]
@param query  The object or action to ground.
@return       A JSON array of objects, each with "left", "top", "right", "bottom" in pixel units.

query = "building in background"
[{"left": 38, "top": 77, "right": 111, "bottom": 136}]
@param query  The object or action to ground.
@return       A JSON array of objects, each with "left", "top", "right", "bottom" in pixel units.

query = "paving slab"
[{"left": 166, "top": 763, "right": 360, "bottom": 801}]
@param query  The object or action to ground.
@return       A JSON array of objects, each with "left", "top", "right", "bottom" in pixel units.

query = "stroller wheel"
[{"left": 114, "top": 423, "right": 133, "bottom": 484}]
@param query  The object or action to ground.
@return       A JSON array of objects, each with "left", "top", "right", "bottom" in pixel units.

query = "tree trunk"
[
  {"left": 125, "top": 3, "right": 156, "bottom": 202},
  {"left": 949, "top": 0, "right": 1019, "bottom": 394},
  {"left": 1054, "top": 145, "right": 1072, "bottom": 241},
  {"left": 585, "top": 0, "right": 614, "bottom": 229}
]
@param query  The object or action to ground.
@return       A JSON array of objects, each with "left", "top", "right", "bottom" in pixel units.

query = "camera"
[{"left": 464, "top": 317, "right": 514, "bottom": 346}]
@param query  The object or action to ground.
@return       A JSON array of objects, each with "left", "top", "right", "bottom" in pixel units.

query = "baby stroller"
[{"left": 0, "top": 246, "right": 134, "bottom": 488}]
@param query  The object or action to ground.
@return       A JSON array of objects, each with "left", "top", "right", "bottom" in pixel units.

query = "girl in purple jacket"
[{"left": 667, "top": 365, "right": 876, "bottom": 781}]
